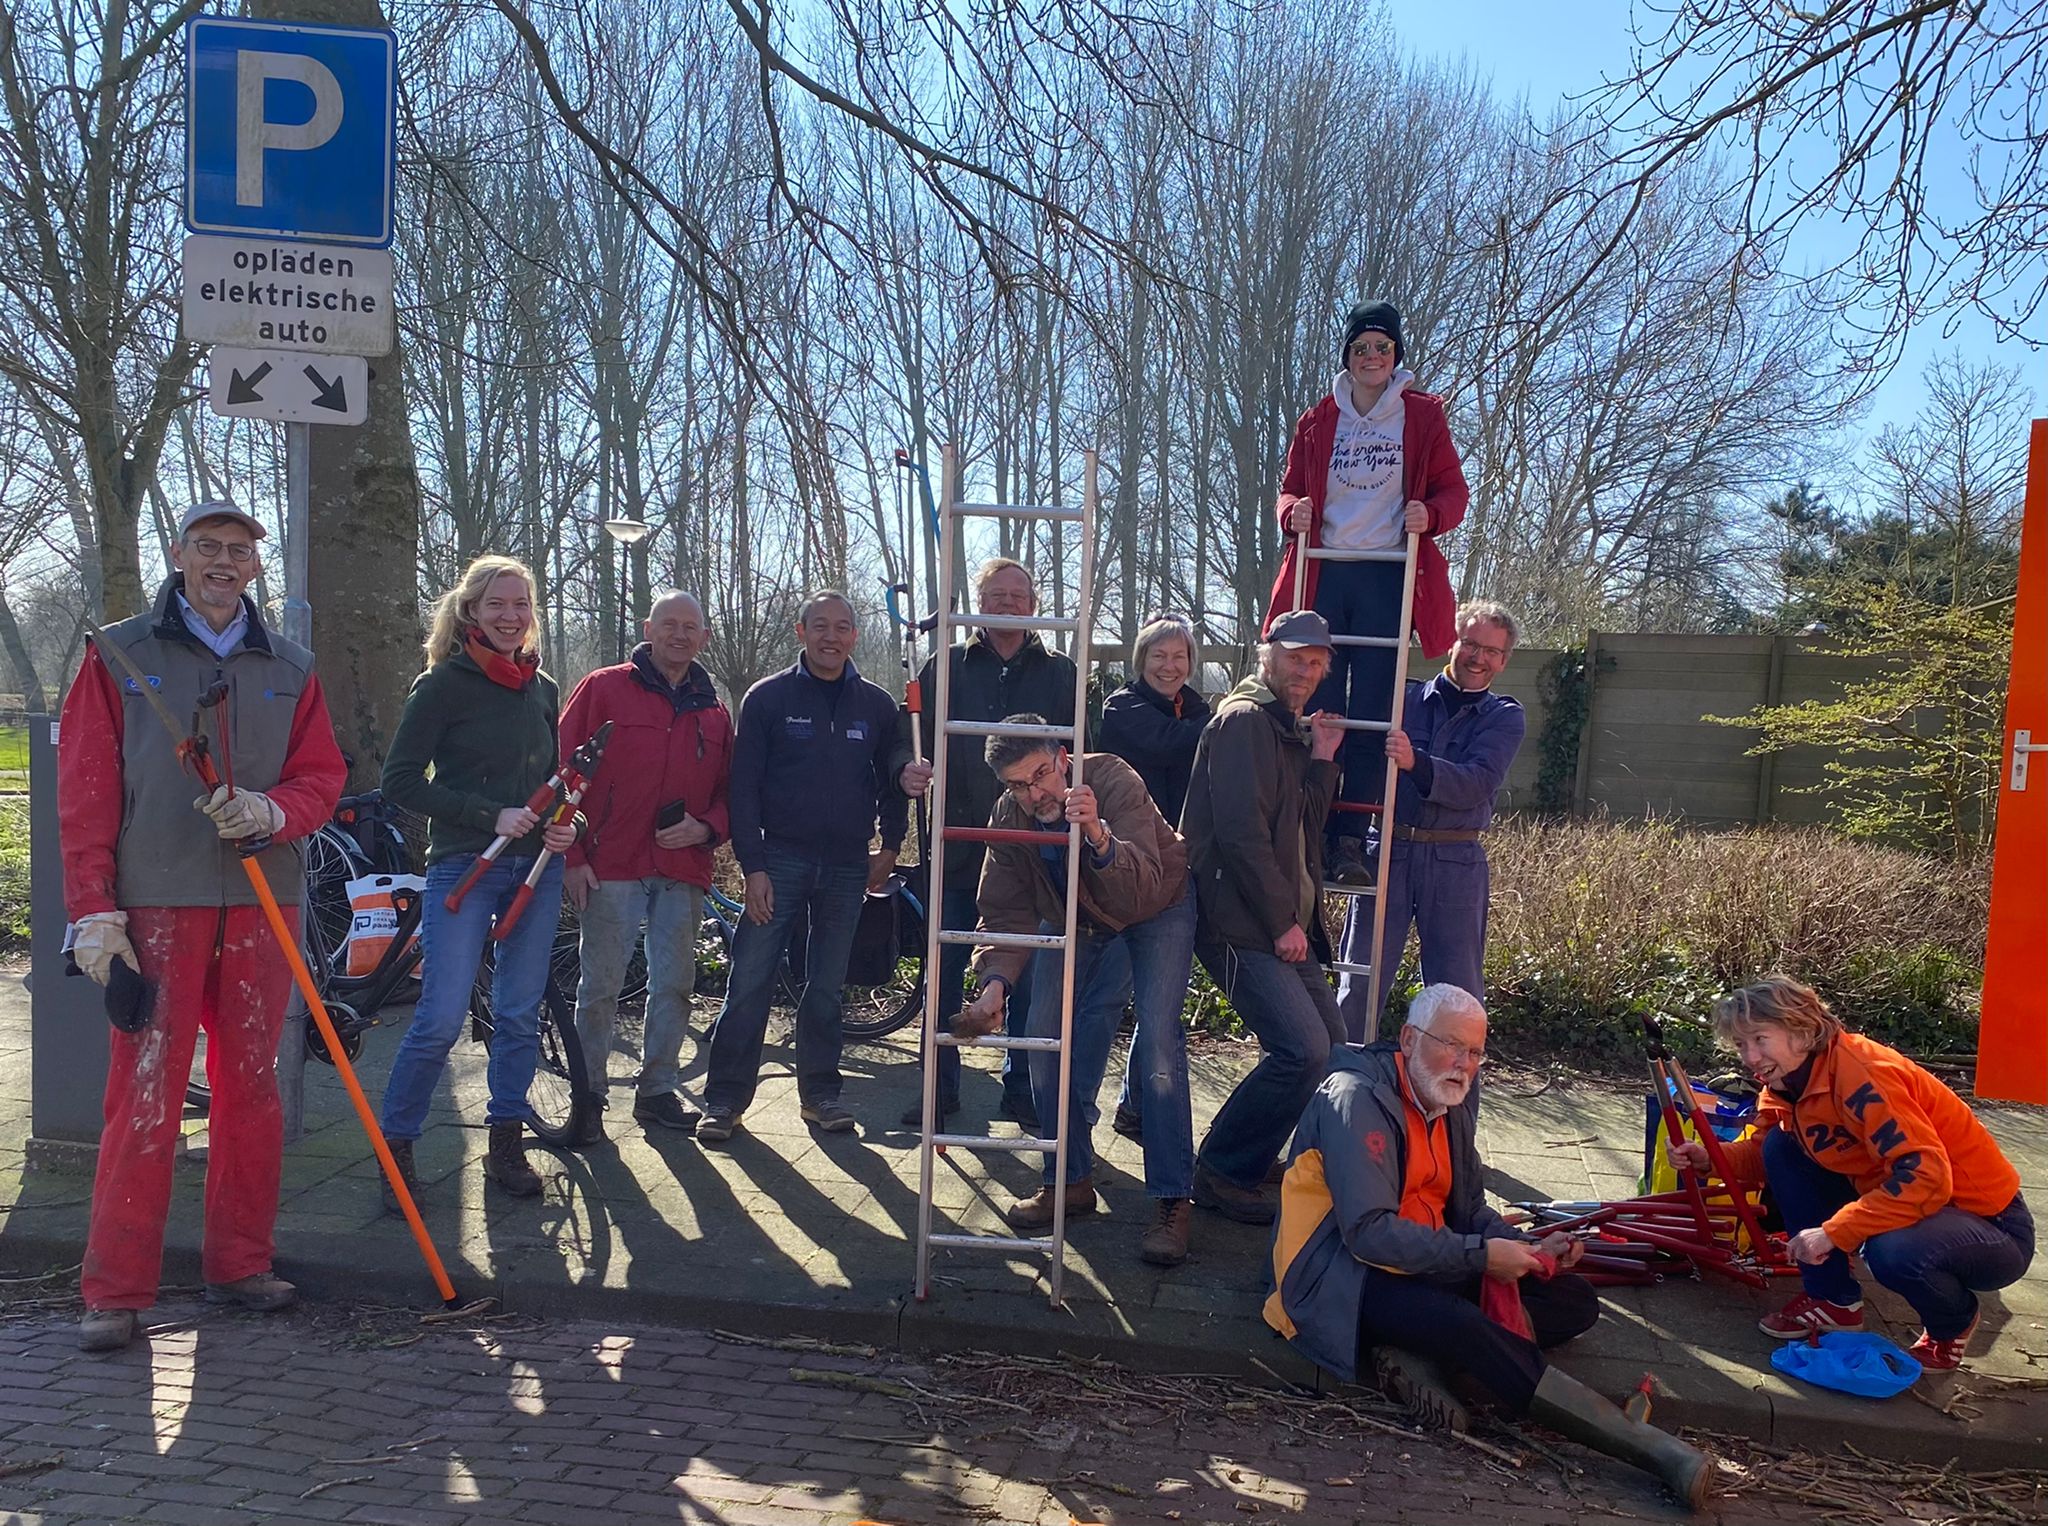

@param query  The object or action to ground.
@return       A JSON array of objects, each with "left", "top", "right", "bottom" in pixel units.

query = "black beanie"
[{"left": 1341, "top": 301, "right": 1403, "bottom": 366}]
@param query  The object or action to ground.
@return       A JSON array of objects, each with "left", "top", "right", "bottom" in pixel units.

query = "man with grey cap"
[
  {"left": 1179, "top": 609, "right": 1345, "bottom": 1225},
  {"left": 58, "top": 499, "right": 346, "bottom": 1352}
]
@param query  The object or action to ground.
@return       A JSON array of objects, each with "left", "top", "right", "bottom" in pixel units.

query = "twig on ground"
[
  {"left": 299, "top": 1474, "right": 374, "bottom": 1498},
  {"left": 0, "top": 1455, "right": 62, "bottom": 1480}
]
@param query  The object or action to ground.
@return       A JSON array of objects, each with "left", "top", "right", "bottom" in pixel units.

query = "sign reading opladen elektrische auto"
[{"left": 181, "top": 235, "right": 394, "bottom": 357}]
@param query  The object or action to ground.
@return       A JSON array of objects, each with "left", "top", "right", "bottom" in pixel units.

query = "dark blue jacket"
[
  {"left": 1099, "top": 679, "right": 1211, "bottom": 828},
  {"left": 1389, "top": 673, "right": 1525, "bottom": 834},
  {"left": 729, "top": 656, "right": 908, "bottom": 872}
]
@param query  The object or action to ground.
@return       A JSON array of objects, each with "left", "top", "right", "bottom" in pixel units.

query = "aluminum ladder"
[
  {"left": 1292, "top": 529, "right": 1421, "bottom": 1041},
  {"left": 913, "top": 443, "right": 1099, "bottom": 1307}
]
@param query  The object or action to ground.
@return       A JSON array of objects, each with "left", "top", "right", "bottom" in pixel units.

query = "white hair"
[{"left": 1405, "top": 983, "right": 1486, "bottom": 1035}]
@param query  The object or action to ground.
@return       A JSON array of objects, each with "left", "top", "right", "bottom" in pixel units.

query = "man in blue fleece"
[{"left": 703, "top": 591, "right": 907, "bottom": 1140}]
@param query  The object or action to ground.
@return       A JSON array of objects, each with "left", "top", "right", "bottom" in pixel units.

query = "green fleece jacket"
[{"left": 381, "top": 649, "right": 562, "bottom": 864}]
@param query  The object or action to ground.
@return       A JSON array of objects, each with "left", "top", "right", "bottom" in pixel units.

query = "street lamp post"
[{"left": 602, "top": 518, "right": 650, "bottom": 663}]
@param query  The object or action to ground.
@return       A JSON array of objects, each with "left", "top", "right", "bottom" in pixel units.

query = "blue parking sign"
[{"left": 185, "top": 16, "right": 396, "bottom": 248}]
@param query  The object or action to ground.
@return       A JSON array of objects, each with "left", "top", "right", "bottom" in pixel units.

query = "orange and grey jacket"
[
  {"left": 1264, "top": 1042, "right": 1524, "bottom": 1381},
  {"left": 1720, "top": 1031, "right": 2023, "bottom": 1253}
]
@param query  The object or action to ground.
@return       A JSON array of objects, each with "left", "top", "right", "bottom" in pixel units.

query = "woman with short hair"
[
  {"left": 378, "top": 555, "right": 581, "bottom": 1206},
  {"left": 1670, "top": 976, "right": 2032, "bottom": 1369},
  {"left": 1099, "top": 614, "right": 1211, "bottom": 827}
]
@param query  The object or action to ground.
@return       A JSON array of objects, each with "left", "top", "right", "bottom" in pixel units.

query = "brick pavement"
[{"left": 0, "top": 1294, "right": 1870, "bottom": 1526}]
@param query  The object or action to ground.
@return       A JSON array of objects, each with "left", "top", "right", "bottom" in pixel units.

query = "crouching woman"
[{"left": 1673, "top": 976, "right": 2033, "bottom": 1369}]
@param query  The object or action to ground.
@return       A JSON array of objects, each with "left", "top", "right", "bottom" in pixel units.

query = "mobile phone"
[{"left": 656, "top": 800, "right": 691, "bottom": 830}]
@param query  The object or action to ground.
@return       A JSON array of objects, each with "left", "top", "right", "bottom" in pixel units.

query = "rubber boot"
[
  {"left": 485, "top": 1122, "right": 543, "bottom": 1198},
  {"left": 1526, "top": 1367, "right": 1710, "bottom": 1511},
  {"left": 379, "top": 1139, "right": 422, "bottom": 1217},
  {"left": 1372, "top": 1347, "right": 1470, "bottom": 1434}
]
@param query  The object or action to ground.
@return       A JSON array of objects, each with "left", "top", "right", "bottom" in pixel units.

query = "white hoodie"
[{"left": 1320, "top": 367, "right": 1411, "bottom": 550}]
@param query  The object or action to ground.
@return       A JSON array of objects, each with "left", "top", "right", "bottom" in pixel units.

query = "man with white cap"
[
  {"left": 1178, "top": 609, "right": 1346, "bottom": 1225},
  {"left": 58, "top": 500, "right": 345, "bottom": 1352}
]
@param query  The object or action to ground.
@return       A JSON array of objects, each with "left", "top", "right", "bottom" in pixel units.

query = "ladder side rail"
[{"left": 1363, "top": 529, "right": 1422, "bottom": 1038}]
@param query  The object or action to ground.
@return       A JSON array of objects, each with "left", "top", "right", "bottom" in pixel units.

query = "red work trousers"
[{"left": 82, "top": 903, "right": 297, "bottom": 1310}]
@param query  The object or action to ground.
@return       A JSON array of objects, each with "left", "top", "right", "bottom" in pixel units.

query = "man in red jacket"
[
  {"left": 560, "top": 590, "right": 732, "bottom": 1142},
  {"left": 59, "top": 501, "right": 347, "bottom": 1352}
]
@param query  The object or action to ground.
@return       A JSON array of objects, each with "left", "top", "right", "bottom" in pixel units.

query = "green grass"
[
  {"left": 0, "top": 723, "right": 24, "bottom": 793},
  {"left": 0, "top": 797, "right": 26, "bottom": 954}
]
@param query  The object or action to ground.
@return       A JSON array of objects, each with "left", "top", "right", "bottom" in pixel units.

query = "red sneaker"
[
  {"left": 1908, "top": 1314, "right": 1980, "bottom": 1371},
  {"left": 1758, "top": 1292, "right": 1864, "bottom": 1339}
]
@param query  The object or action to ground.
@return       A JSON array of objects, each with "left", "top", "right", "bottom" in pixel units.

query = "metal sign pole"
[{"left": 283, "top": 421, "right": 312, "bottom": 649}]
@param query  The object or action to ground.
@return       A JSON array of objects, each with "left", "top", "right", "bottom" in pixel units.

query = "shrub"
[{"left": 0, "top": 798, "right": 25, "bottom": 955}]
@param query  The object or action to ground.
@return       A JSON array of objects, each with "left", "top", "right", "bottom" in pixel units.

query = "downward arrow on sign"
[
  {"left": 304, "top": 365, "right": 349, "bottom": 413},
  {"left": 225, "top": 361, "right": 272, "bottom": 404}
]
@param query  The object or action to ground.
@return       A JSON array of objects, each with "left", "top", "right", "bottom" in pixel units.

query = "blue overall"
[{"left": 1337, "top": 673, "right": 1525, "bottom": 1041}]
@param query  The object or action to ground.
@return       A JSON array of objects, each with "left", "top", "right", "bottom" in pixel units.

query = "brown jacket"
[{"left": 971, "top": 752, "right": 1190, "bottom": 987}]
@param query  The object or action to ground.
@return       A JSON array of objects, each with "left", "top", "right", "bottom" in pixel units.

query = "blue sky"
[{"left": 1392, "top": 0, "right": 2041, "bottom": 459}]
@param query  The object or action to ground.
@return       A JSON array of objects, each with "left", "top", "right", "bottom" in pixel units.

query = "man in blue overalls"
[{"left": 1337, "top": 601, "right": 1525, "bottom": 1045}]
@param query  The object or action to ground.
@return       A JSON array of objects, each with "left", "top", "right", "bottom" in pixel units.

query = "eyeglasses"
[
  {"left": 1000, "top": 758, "right": 1062, "bottom": 798},
  {"left": 187, "top": 536, "right": 256, "bottom": 564},
  {"left": 1348, "top": 339, "right": 1395, "bottom": 359},
  {"left": 1458, "top": 639, "right": 1510, "bottom": 662},
  {"left": 1413, "top": 1027, "right": 1487, "bottom": 1068}
]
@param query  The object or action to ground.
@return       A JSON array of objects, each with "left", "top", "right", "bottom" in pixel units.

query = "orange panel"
[{"left": 1977, "top": 419, "right": 2048, "bottom": 1102}]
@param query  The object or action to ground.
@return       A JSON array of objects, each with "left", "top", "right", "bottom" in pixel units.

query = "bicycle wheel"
[
  {"left": 471, "top": 964, "right": 589, "bottom": 1147},
  {"left": 837, "top": 949, "right": 924, "bottom": 1041}
]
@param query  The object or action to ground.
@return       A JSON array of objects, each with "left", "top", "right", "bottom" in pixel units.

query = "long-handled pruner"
[
  {"left": 489, "top": 724, "right": 612, "bottom": 941},
  {"left": 443, "top": 721, "right": 613, "bottom": 914},
  {"left": 83, "top": 619, "right": 470, "bottom": 1311}
]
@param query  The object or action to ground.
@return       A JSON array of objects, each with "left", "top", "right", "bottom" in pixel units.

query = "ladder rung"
[
  {"left": 931, "top": 1133, "right": 1057, "bottom": 1153},
  {"left": 1329, "top": 800, "right": 1383, "bottom": 815},
  {"left": 1304, "top": 546, "right": 1408, "bottom": 563},
  {"left": 936, "top": 929, "right": 1067, "bottom": 949},
  {"left": 1331, "top": 718, "right": 1392, "bottom": 731},
  {"left": 945, "top": 613, "right": 1079, "bottom": 633},
  {"left": 952, "top": 503, "right": 1084, "bottom": 523},
  {"left": 1329, "top": 634, "right": 1404, "bottom": 648},
  {"left": 927, "top": 1232, "right": 1055, "bottom": 1253},
  {"left": 943, "top": 720, "right": 1080, "bottom": 740},
  {"left": 942, "top": 825, "right": 1072, "bottom": 847},
  {"left": 1320, "top": 882, "right": 1376, "bottom": 897},
  {"left": 937, "top": 1034, "right": 1063, "bottom": 1050},
  {"left": 1328, "top": 961, "right": 1374, "bottom": 976}
]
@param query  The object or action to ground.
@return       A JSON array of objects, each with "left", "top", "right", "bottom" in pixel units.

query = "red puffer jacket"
[{"left": 560, "top": 652, "right": 731, "bottom": 889}]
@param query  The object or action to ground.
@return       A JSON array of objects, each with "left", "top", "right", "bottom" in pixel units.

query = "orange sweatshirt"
[{"left": 1719, "top": 1031, "right": 2022, "bottom": 1253}]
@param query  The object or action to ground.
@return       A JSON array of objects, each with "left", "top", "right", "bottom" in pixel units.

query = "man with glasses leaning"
[{"left": 1336, "top": 601, "right": 1526, "bottom": 1049}]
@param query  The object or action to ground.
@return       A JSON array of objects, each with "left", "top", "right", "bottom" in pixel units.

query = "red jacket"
[
  {"left": 560, "top": 652, "right": 731, "bottom": 889},
  {"left": 1264, "top": 389, "right": 1470, "bottom": 658}
]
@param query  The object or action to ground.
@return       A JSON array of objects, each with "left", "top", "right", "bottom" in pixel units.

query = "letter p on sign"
[{"left": 185, "top": 17, "right": 396, "bottom": 248}]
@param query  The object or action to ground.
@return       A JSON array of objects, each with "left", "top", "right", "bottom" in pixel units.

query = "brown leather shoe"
[
  {"left": 204, "top": 1272, "right": 296, "bottom": 1312},
  {"left": 78, "top": 1309, "right": 139, "bottom": 1353},
  {"left": 379, "top": 1138, "right": 423, "bottom": 1216},
  {"left": 1193, "top": 1162, "right": 1275, "bottom": 1224},
  {"left": 485, "top": 1122, "right": 543, "bottom": 1197},
  {"left": 1004, "top": 1177, "right": 1096, "bottom": 1229},
  {"left": 1139, "top": 1198, "right": 1192, "bottom": 1266}
]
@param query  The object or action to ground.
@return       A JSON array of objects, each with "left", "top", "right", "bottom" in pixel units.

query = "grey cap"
[
  {"left": 177, "top": 499, "right": 266, "bottom": 540},
  {"left": 1266, "top": 609, "right": 1333, "bottom": 650}
]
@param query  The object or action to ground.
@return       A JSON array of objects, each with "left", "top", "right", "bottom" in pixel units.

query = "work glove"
[
  {"left": 194, "top": 784, "right": 285, "bottom": 840},
  {"left": 71, "top": 911, "right": 137, "bottom": 987}
]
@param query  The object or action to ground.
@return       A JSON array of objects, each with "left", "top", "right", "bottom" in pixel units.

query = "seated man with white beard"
[{"left": 1263, "top": 985, "right": 1711, "bottom": 1508}]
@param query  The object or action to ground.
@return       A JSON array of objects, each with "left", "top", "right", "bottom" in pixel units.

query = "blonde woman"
[
  {"left": 377, "top": 556, "right": 580, "bottom": 1204},
  {"left": 1100, "top": 614, "right": 1211, "bottom": 826},
  {"left": 1670, "top": 977, "right": 2032, "bottom": 1369}
]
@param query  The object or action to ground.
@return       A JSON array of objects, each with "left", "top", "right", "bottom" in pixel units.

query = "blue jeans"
[
  {"left": 1195, "top": 941, "right": 1344, "bottom": 1189},
  {"left": 704, "top": 848, "right": 866, "bottom": 1114},
  {"left": 1763, "top": 1127, "right": 2036, "bottom": 1339},
  {"left": 575, "top": 875, "right": 704, "bottom": 1101},
  {"left": 380, "top": 853, "right": 565, "bottom": 1140},
  {"left": 1335, "top": 840, "right": 1489, "bottom": 1042},
  {"left": 930, "top": 884, "right": 1033, "bottom": 1110},
  {"left": 1025, "top": 887, "right": 1194, "bottom": 1197},
  {"left": 1310, "top": 557, "right": 1404, "bottom": 839}
]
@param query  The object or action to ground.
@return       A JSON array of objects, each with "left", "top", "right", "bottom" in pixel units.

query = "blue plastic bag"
[{"left": 1770, "top": 1332, "right": 1923, "bottom": 1398}]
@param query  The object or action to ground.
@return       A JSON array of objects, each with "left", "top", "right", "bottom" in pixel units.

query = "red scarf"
[{"left": 464, "top": 629, "right": 539, "bottom": 690}]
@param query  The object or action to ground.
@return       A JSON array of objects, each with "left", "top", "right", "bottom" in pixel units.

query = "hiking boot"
[
  {"left": 1758, "top": 1292, "right": 1863, "bottom": 1340},
  {"left": 1112, "top": 1104, "right": 1143, "bottom": 1142},
  {"left": 1139, "top": 1198, "right": 1192, "bottom": 1266},
  {"left": 568, "top": 1100, "right": 608, "bottom": 1149},
  {"left": 801, "top": 1099, "right": 858, "bottom": 1133},
  {"left": 204, "top": 1272, "right": 296, "bottom": 1312},
  {"left": 997, "top": 1090, "right": 1041, "bottom": 1133},
  {"left": 951, "top": 1007, "right": 1005, "bottom": 1041},
  {"left": 697, "top": 1109, "right": 742, "bottom": 1144},
  {"left": 379, "top": 1138, "right": 423, "bottom": 1217},
  {"left": 1325, "top": 838, "right": 1372, "bottom": 887},
  {"left": 1909, "top": 1312, "right": 1980, "bottom": 1371},
  {"left": 78, "top": 1309, "right": 139, "bottom": 1353},
  {"left": 899, "top": 1095, "right": 959, "bottom": 1129},
  {"left": 1004, "top": 1178, "right": 1096, "bottom": 1230},
  {"left": 631, "top": 1092, "right": 700, "bottom": 1134},
  {"left": 1527, "top": 1367, "right": 1711, "bottom": 1510},
  {"left": 485, "top": 1121, "right": 543, "bottom": 1197},
  {"left": 1193, "top": 1162, "right": 1275, "bottom": 1225}
]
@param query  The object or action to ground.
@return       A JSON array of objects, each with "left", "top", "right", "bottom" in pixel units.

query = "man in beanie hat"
[{"left": 1263, "top": 302, "right": 1470, "bottom": 888}]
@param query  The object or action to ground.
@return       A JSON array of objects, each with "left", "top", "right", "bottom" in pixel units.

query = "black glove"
[{"left": 104, "top": 959, "right": 153, "bottom": 1034}]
